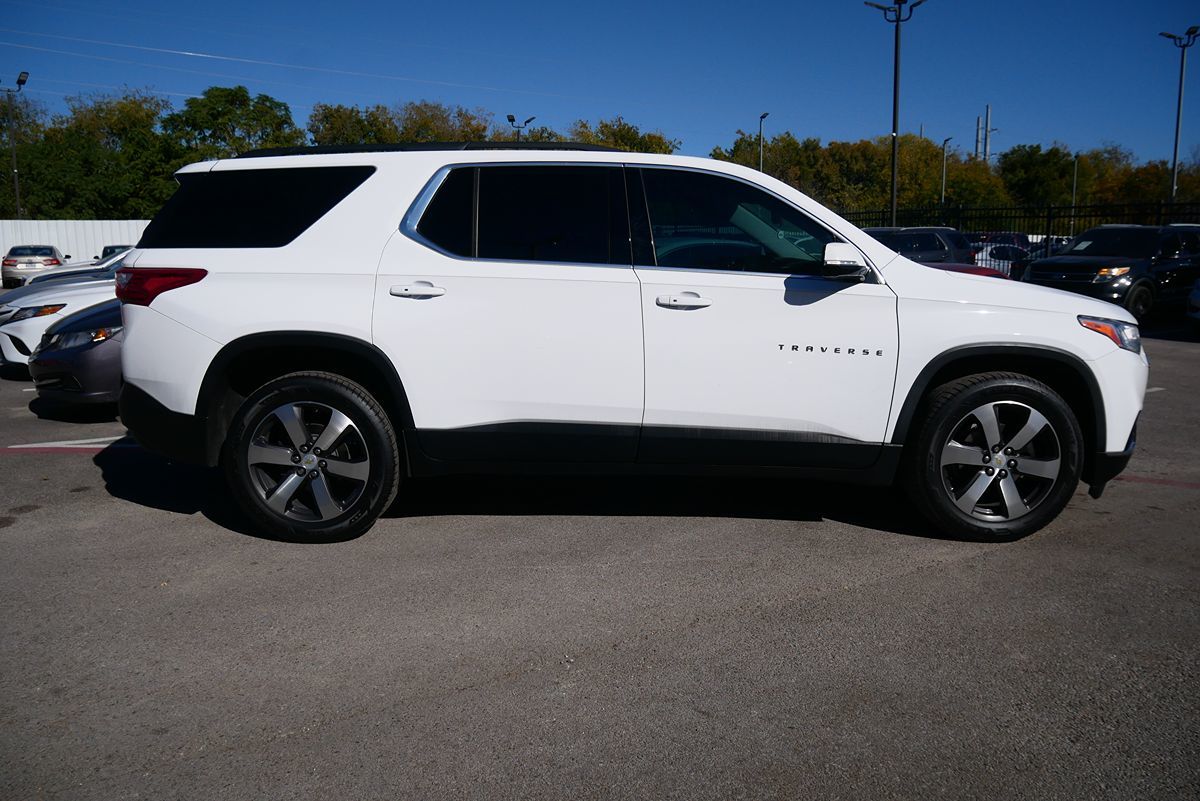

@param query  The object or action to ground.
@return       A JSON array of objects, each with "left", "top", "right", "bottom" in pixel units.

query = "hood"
[
  {"left": 0, "top": 279, "right": 116, "bottom": 308},
  {"left": 46, "top": 298, "right": 122, "bottom": 335},
  {"left": 0, "top": 275, "right": 113, "bottom": 305},
  {"left": 885, "top": 256, "right": 1138, "bottom": 324}
]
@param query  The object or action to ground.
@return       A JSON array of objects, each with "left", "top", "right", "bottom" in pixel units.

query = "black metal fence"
[{"left": 838, "top": 202, "right": 1200, "bottom": 240}]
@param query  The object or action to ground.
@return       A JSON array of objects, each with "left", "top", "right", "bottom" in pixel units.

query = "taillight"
[
  {"left": 41, "top": 258, "right": 62, "bottom": 266},
  {"left": 115, "top": 267, "right": 207, "bottom": 306},
  {"left": 2, "top": 259, "right": 15, "bottom": 266}
]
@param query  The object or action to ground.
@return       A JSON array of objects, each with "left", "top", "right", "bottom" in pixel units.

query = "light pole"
[
  {"left": 758, "top": 112, "right": 769, "bottom": 172},
  {"left": 865, "top": 0, "right": 928, "bottom": 226},
  {"left": 506, "top": 114, "right": 535, "bottom": 142},
  {"left": 1160, "top": 26, "right": 1198, "bottom": 201},
  {"left": 1070, "top": 152, "right": 1079, "bottom": 236},
  {"left": 940, "top": 136, "right": 951, "bottom": 204},
  {"left": 3, "top": 70, "right": 28, "bottom": 219}
]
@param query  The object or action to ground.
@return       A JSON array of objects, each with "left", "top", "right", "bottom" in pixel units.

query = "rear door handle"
[
  {"left": 656, "top": 293, "right": 712, "bottom": 309},
  {"left": 390, "top": 283, "right": 446, "bottom": 299}
]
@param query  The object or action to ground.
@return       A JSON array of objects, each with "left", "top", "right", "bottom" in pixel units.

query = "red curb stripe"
[{"left": 1114, "top": 474, "right": 1200, "bottom": 490}]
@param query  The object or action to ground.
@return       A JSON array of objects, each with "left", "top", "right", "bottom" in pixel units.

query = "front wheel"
[
  {"left": 904, "top": 372, "right": 1083, "bottom": 541},
  {"left": 223, "top": 371, "right": 401, "bottom": 541},
  {"left": 1124, "top": 282, "right": 1154, "bottom": 320}
]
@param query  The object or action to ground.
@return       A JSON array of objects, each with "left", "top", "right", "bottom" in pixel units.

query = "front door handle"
[
  {"left": 656, "top": 293, "right": 712, "bottom": 310},
  {"left": 390, "top": 283, "right": 446, "bottom": 299}
]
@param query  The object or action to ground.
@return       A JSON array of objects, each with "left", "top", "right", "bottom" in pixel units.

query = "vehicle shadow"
[
  {"left": 0, "top": 363, "right": 29, "bottom": 381},
  {"left": 92, "top": 443, "right": 945, "bottom": 543},
  {"left": 29, "top": 397, "right": 119, "bottom": 423}
]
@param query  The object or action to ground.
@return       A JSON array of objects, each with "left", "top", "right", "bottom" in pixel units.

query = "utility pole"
[
  {"left": 758, "top": 112, "right": 769, "bottom": 172},
  {"left": 1160, "top": 26, "right": 1199, "bottom": 201},
  {"left": 865, "top": 0, "right": 929, "bottom": 226},
  {"left": 941, "top": 136, "right": 952, "bottom": 204},
  {"left": 1071, "top": 153, "right": 1079, "bottom": 236},
  {"left": 984, "top": 104, "right": 992, "bottom": 161},
  {"left": 3, "top": 71, "right": 27, "bottom": 219},
  {"left": 974, "top": 115, "right": 981, "bottom": 160}
]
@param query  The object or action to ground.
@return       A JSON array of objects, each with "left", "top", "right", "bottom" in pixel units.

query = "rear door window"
[{"left": 138, "top": 166, "right": 376, "bottom": 248}]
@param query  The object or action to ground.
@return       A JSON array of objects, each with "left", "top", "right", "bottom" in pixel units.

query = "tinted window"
[
  {"left": 1179, "top": 231, "right": 1200, "bottom": 255},
  {"left": 641, "top": 168, "right": 837, "bottom": 274},
  {"left": 477, "top": 166, "right": 628, "bottom": 264},
  {"left": 945, "top": 232, "right": 971, "bottom": 249},
  {"left": 139, "top": 166, "right": 375, "bottom": 249},
  {"left": 879, "top": 232, "right": 944, "bottom": 253},
  {"left": 8, "top": 246, "right": 54, "bottom": 257},
  {"left": 417, "top": 168, "right": 473, "bottom": 257},
  {"left": 1066, "top": 228, "right": 1158, "bottom": 258}
]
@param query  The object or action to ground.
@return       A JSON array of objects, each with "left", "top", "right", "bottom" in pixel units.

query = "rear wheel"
[
  {"left": 224, "top": 371, "right": 401, "bottom": 541},
  {"left": 904, "top": 372, "right": 1083, "bottom": 541}
]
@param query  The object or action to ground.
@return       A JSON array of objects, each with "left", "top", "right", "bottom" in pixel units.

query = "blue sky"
[{"left": 2, "top": 0, "right": 1198, "bottom": 163}]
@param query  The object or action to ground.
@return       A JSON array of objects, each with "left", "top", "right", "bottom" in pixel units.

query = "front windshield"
[{"left": 1065, "top": 229, "right": 1158, "bottom": 258}]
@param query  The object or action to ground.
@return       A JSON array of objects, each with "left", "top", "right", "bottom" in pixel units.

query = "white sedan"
[{"left": 0, "top": 279, "right": 116, "bottom": 365}]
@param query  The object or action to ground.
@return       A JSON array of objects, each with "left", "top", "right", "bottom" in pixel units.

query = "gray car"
[
  {"left": 28, "top": 298, "right": 123, "bottom": 404},
  {"left": 2, "top": 245, "right": 69, "bottom": 288},
  {"left": 863, "top": 226, "right": 976, "bottom": 264}
]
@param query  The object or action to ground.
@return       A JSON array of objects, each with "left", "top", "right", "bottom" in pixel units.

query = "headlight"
[
  {"left": 1079, "top": 315, "right": 1141, "bottom": 354},
  {"left": 1093, "top": 266, "right": 1131, "bottom": 282},
  {"left": 10, "top": 304, "right": 65, "bottom": 322},
  {"left": 49, "top": 326, "right": 122, "bottom": 350}
]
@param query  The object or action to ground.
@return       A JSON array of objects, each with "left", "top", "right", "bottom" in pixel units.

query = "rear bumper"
[{"left": 119, "top": 382, "right": 209, "bottom": 464}]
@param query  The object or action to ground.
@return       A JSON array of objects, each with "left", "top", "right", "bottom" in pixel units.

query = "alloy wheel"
[
  {"left": 939, "top": 400, "right": 1061, "bottom": 522},
  {"left": 246, "top": 401, "right": 371, "bottom": 522}
]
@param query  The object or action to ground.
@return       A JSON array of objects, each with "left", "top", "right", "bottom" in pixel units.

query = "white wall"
[{"left": 1, "top": 220, "right": 149, "bottom": 262}]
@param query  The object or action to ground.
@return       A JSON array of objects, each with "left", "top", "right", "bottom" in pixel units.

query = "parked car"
[
  {"left": 864, "top": 226, "right": 975, "bottom": 264},
  {"left": 1187, "top": 278, "right": 1200, "bottom": 333},
  {"left": 117, "top": 143, "right": 1146, "bottom": 544},
  {"left": 1023, "top": 225, "right": 1200, "bottom": 319},
  {"left": 975, "top": 244, "right": 1030, "bottom": 275},
  {"left": 0, "top": 278, "right": 115, "bottom": 364},
  {"left": 20, "top": 249, "right": 130, "bottom": 288},
  {"left": 2, "top": 245, "right": 70, "bottom": 288},
  {"left": 28, "top": 299, "right": 122, "bottom": 404},
  {"left": 966, "top": 231, "right": 1033, "bottom": 250},
  {"left": 100, "top": 245, "right": 133, "bottom": 259}
]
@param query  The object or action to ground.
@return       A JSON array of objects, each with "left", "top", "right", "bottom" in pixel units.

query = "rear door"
[
  {"left": 374, "top": 163, "right": 644, "bottom": 463},
  {"left": 631, "top": 167, "right": 898, "bottom": 468}
]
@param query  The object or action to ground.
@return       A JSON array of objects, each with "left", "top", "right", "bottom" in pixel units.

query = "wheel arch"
[
  {"left": 891, "top": 344, "right": 1106, "bottom": 483},
  {"left": 196, "top": 331, "right": 415, "bottom": 467}
]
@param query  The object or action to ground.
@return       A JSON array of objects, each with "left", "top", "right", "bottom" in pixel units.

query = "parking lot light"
[
  {"left": 3, "top": 70, "right": 28, "bottom": 219},
  {"left": 941, "top": 136, "right": 952, "bottom": 205},
  {"left": 865, "top": 0, "right": 930, "bottom": 226},
  {"left": 1160, "top": 27, "right": 1199, "bottom": 201},
  {"left": 507, "top": 114, "right": 536, "bottom": 142},
  {"left": 758, "top": 112, "right": 769, "bottom": 172}
]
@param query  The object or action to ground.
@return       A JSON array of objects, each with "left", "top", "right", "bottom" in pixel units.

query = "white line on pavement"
[
  {"left": 21, "top": 388, "right": 35, "bottom": 392},
  {"left": 9, "top": 435, "right": 126, "bottom": 449},
  {"left": 1146, "top": 387, "right": 1165, "bottom": 393}
]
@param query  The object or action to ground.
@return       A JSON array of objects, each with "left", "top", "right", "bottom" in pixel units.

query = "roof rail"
[{"left": 235, "top": 142, "right": 622, "bottom": 158}]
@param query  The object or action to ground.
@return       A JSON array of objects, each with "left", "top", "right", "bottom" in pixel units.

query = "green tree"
[
  {"left": 569, "top": 116, "right": 679, "bottom": 153},
  {"left": 17, "top": 91, "right": 178, "bottom": 219},
  {"left": 392, "top": 100, "right": 491, "bottom": 142},
  {"left": 162, "top": 85, "right": 305, "bottom": 159},
  {"left": 996, "top": 143, "right": 1075, "bottom": 206},
  {"left": 307, "top": 103, "right": 401, "bottom": 145}
]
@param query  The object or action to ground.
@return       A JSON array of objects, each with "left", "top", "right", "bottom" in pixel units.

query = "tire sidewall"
[
  {"left": 224, "top": 375, "right": 399, "bottom": 541},
  {"left": 913, "top": 377, "right": 1083, "bottom": 541}
]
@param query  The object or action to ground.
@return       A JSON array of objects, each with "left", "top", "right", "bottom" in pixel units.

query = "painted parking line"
[
  {"left": 1145, "top": 387, "right": 1166, "bottom": 394},
  {"left": 0, "top": 434, "right": 138, "bottom": 455}
]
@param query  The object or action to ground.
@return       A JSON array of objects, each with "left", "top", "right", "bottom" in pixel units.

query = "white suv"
[{"left": 116, "top": 144, "right": 1147, "bottom": 542}]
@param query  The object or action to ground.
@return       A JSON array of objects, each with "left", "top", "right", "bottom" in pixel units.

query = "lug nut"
[
  {"left": 291, "top": 454, "right": 301, "bottom": 464},
  {"left": 992, "top": 444, "right": 1002, "bottom": 453},
  {"left": 999, "top": 469, "right": 1008, "bottom": 478},
  {"left": 313, "top": 447, "right": 321, "bottom": 456},
  {"left": 295, "top": 467, "right": 306, "bottom": 476},
  {"left": 300, "top": 444, "right": 309, "bottom": 453},
  {"left": 1005, "top": 447, "right": 1013, "bottom": 455},
  {"left": 319, "top": 460, "right": 327, "bottom": 469},
  {"left": 1007, "top": 459, "right": 1017, "bottom": 468},
  {"left": 982, "top": 454, "right": 991, "bottom": 463},
  {"left": 309, "top": 470, "right": 319, "bottom": 479},
  {"left": 986, "top": 467, "right": 995, "bottom": 476}
]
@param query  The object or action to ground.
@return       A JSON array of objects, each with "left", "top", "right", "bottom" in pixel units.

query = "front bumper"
[
  {"left": 119, "top": 382, "right": 210, "bottom": 464},
  {"left": 1083, "top": 419, "right": 1137, "bottom": 498},
  {"left": 29, "top": 338, "right": 123, "bottom": 404}
]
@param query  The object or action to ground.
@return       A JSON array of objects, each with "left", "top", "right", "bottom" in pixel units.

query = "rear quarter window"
[{"left": 138, "top": 166, "right": 376, "bottom": 248}]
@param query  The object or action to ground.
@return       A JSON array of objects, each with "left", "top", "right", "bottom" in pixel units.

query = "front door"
[{"left": 631, "top": 167, "right": 899, "bottom": 468}]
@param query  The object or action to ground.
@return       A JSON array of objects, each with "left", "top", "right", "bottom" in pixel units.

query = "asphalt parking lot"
[{"left": 1, "top": 329, "right": 1198, "bottom": 800}]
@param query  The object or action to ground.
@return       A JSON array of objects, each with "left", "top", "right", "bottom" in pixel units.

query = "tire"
[
  {"left": 902, "top": 372, "right": 1083, "bottom": 542},
  {"left": 223, "top": 371, "right": 401, "bottom": 542},
  {"left": 1123, "top": 282, "right": 1154, "bottom": 321}
]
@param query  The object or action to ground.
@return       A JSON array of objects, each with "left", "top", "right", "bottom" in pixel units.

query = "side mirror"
[
  {"left": 64, "top": 254, "right": 72, "bottom": 260},
  {"left": 822, "top": 242, "right": 870, "bottom": 282}
]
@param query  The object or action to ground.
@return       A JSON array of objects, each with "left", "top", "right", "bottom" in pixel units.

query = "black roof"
[{"left": 236, "top": 142, "right": 621, "bottom": 159}]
